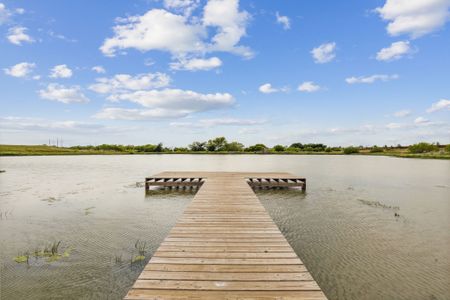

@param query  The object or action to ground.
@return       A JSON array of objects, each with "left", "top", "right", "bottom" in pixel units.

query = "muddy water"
[{"left": 0, "top": 155, "right": 449, "bottom": 299}]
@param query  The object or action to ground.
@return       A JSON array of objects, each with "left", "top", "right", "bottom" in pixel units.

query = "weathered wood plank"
[{"left": 126, "top": 172, "right": 324, "bottom": 300}]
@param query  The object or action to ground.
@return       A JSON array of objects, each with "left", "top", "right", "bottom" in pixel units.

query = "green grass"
[{"left": 1, "top": 144, "right": 449, "bottom": 159}]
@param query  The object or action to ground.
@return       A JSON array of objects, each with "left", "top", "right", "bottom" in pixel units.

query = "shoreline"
[{"left": 1, "top": 150, "right": 449, "bottom": 160}]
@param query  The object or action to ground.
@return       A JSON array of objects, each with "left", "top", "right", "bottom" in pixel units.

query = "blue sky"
[{"left": 1, "top": 0, "right": 449, "bottom": 147}]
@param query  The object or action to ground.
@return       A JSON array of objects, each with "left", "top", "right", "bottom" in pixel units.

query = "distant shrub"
[
  {"left": 370, "top": 146, "right": 384, "bottom": 153},
  {"left": 445, "top": 144, "right": 450, "bottom": 153},
  {"left": 408, "top": 142, "right": 438, "bottom": 153},
  {"left": 245, "top": 144, "right": 268, "bottom": 152},
  {"left": 272, "top": 145, "right": 286, "bottom": 152},
  {"left": 285, "top": 147, "right": 299, "bottom": 152},
  {"left": 343, "top": 146, "right": 360, "bottom": 154}
]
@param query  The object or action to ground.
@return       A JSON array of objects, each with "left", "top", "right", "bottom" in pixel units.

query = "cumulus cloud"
[
  {"left": 170, "top": 118, "right": 265, "bottom": 128},
  {"left": 89, "top": 72, "right": 171, "bottom": 94},
  {"left": 203, "top": 0, "right": 252, "bottom": 58},
  {"left": 100, "top": 9, "right": 205, "bottom": 57},
  {"left": 376, "top": 41, "right": 412, "bottom": 61},
  {"left": 100, "top": 0, "right": 252, "bottom": 62},
  {"left": 92, "top": 66, "right": 106, "bottom": 74},
  {"left": 7, "top": 26, "right": 34, "bottom": 45},
  {"left": 4, "top": 62, "right": 35, "bottom": 78},
  {"left": 376, "top": 0, "right": 450, "bottom": 38},
  {"left": 170, "top": 56, "right": 222, "bottom": 71},
  {"left": 311, "top": 42, "right": 336, "bottom": 63},
  {"left": 276, "top": 12, "right": 290, "bottom": 29},
  {"left": 414, "top": 116, "right": 430, "bottom": 125},
  {"left": 259, "top": 83, "right": 277, "bottom": 94},
  {"left": 107, "top": 88, "right": 234, "bottom": 112},
  {"left": 0, "top": 116, "right": 104, "bottom": 132},
  {"left": 163, "top": 0, "right": 199, "bottom": 16},
  {"left": 346, "top": 74, "right": 399, "bottom": 84},
  {"left": 0, "top": 3, "right": 25, "bottom": 25},
  {"left": 94, "top": 107, "right": 191, "bottom": 120},
  {"left": 393, "top": 109, "right": 411, "bottom": 117},
  {"left": 298, "top": 81, "right": 321, "bottom": 92},
  {"left": 50, "top": 64, "right": 73, "bottom": 78},
  {"left": 93, "top": 89, "right": 235, "bottom": 120},
  {"left": 38, "top": 83, "right": 90, "bottom": 104},
  {"left": 427, "top": 99, "right": 450, "bottom": 113}
]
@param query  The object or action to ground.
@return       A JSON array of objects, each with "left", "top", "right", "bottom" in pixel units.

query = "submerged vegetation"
[
  {"left": 13, "top": 241, "right": 72, "bottom": 264},
  {"left": 1, "top": 139, "right": 449, "bottom": 159}
]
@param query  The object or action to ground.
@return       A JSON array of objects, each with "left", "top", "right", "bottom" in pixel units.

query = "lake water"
[{"left": 0, "top": 155, "right": 449, "bottom": 299}]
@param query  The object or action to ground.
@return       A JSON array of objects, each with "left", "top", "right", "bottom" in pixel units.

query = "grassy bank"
[{"left": 1, "top": 144, "right": 449, "bottom": 159}]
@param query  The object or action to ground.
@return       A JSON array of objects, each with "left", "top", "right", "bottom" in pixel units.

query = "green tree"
[
  {"left": 343, "top": 146, "right": 359, "bottom": 154},
  {"left": 408, "top": 142, "right": 438, "bottom": 153},
  {"left": 225, "top": 141, "right": 244, "bottom": 152},
  {"left": 273, "top": 144, "right": 286, "bottom": 152},
  {"left": 207, "top": 137, "right": 227, "bottom": 151},
  {"left": 370, "top": 145, "right": 383, "bottom": 153},
  {"left": 245, "top": 144, "right": 268, "bottom": 152},
  {"left": 188, "top": 141, "right": 206, "bottom": 151}
]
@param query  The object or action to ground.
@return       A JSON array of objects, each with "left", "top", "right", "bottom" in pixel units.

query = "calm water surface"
[{"left": 0, "top": 155, "right": 449, "bottom": 299}]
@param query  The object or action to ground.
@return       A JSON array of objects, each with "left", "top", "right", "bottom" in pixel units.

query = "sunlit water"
[{"left": 0, "top": 155, "right": 449, "bottom": 299}]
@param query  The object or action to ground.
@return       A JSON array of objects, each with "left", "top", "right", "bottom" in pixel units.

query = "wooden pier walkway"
[{"left": 125, "top": 172, "right": 326, "bottom": 300}]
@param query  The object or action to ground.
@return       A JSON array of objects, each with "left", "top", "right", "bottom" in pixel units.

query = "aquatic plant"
[
  {"left": 14, "top": 252, "right": 29, "bottom": 264},
  {"left": 114, "top": 254, "right": 123, "bottom": 264},
  {"left": 135, "top": 239, "right": 147, "bottom": 256},
  {"left": 14, "top": 241, "right": 71, "bottom": 264},
  {"left": 41, "top": 197, "right": 60, "bottom": 204},
  {"left": 130, "top": 240, "right": 148, "bottom": 264},
  {"left": 84, "top": 206, "right": 95, "bottom": 215},
  {"left": 358, "top": 199, "right": 399, "bottom": 210}
]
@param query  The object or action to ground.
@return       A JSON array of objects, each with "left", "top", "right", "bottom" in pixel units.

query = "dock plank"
[{"left": 125, "top": 172, "right": 326, "bottom": 299}]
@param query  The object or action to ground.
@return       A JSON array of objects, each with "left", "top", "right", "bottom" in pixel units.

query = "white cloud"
[
  {"left": 346, "top": 74, "right": 399, "bottom": 84},
  {"left": 427, "top": 99, "right": 450, "bottom": 113},
  {"left": 414, "top": 116, "right": 430, "bottom": 125},
  {"left": 92, "top": 86, "right": 234, "bottom": 120},
  {"left": 3, "top": 62, "right": 35, "bottom": 78},
  {"left": 386, "top": 122, "right": 407, "bottom": 129},
  {"left": 92, "top": 66, "right": 106, "bottom": 74},
  {"left": 101, "top": 1, "right": 252, "bottom": 60},
  {"left": 170, "top": 118, "right": 265, "bottom": 128},
  {"left": 89, "top": 72, "right": 171, "bottom": 94},
  {"left": 376, "top": 0, "right": 450, "bottom": 38},
  {"left": 107, "top": 88, "right": 234, "bottom": 112},
  {"left": 0, "top": 3, "right": 11, "bottom": 24},
  {"left": 170, "top": 56, "right": 222, "bottom": 71},
  {"left": 38, "top": 83, "right": 90, "bottom": 104},
  {"left": 94, "top": 107, "right": 190, "bottom": 120},
  {"left": 276, "top": 12, "right": 290, "bottom": 30},
  {"left": 0, "top": 116, "right": 104, "bottom": 132},
  {"left": 393, "top": 109, "right": 411, "bottom": 117},
  {"left": 100, "top": 9, "right": 205, "bottom": 57},
  {"left": 203, "top": 0, "right": 252, "bottom": 58},
  {"left": 376, "top": 41, "right": 411, "bottom": 61},
  {"left": 164, "top": 0, "right": 199, "bottom": 16},
  {"left": 48, "top": 30, "right": 77, "bottom": 43},
  {"left": 7, "top": 26, "right": 34, "bottom": 45},
  {"left": 259, "top": 83, "right": 277, "bottom": 94},
  {"left": 311, "top": 42, "right": 336, "bottom": 63},
  {"left": 298, "top": 81, "right": 321, "bottom": 93},
  {"left": 50, "top": 64, "right": 73, "bottom": 78},
  {"left": 0, "top": 3, "right": 25, "bottom": 25}
]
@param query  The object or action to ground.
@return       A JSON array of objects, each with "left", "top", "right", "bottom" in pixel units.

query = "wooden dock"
[{"left": 126, "top": 172, "right": 326, "bottom": 300}]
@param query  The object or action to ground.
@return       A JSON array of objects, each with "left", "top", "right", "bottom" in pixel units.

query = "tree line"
[{"left": 68, "top": 137, "right": 449, "bottom": 154}]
